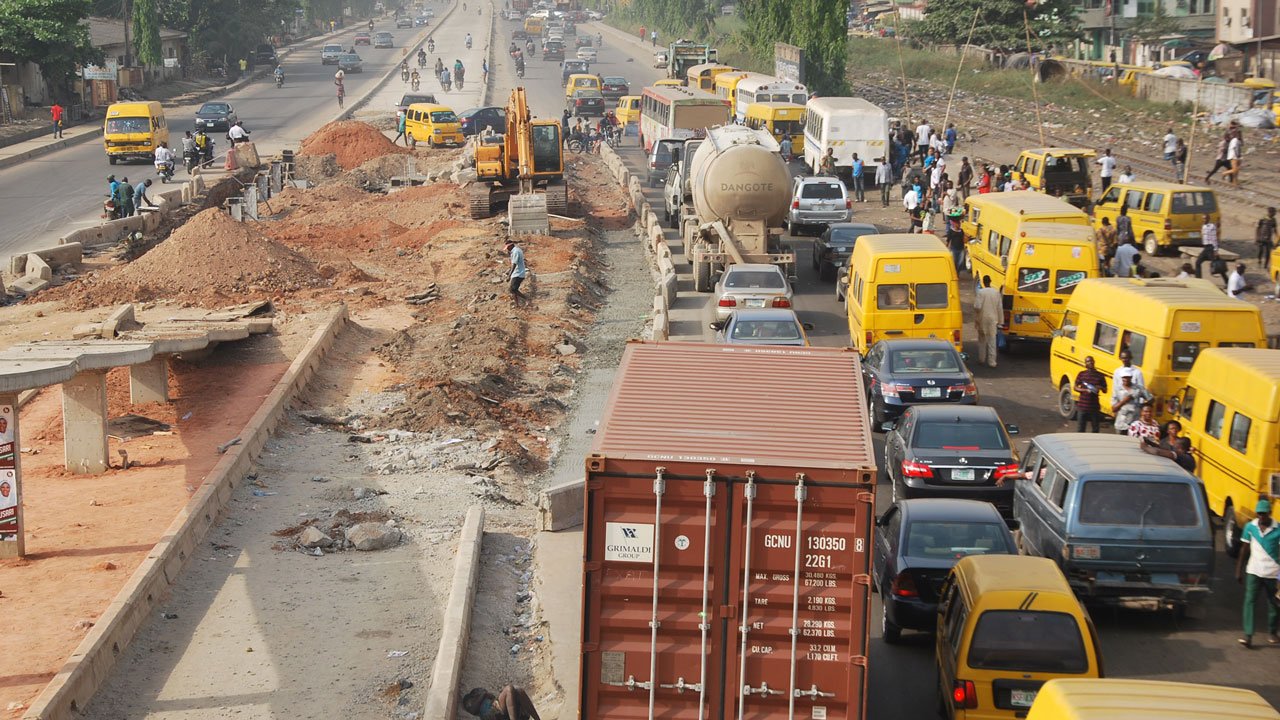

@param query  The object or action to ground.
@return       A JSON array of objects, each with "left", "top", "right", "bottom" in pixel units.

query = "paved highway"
[
  {"left": 0, "top": 14, "right": 435, "bottom": 259},
  {"left": 584, "top": 24, "right": 1280, "bottom": 718}
]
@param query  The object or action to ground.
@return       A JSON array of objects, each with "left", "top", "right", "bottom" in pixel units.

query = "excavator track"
[
  {"left": 544, "top": 181, "right": 568, "bottom": 216},
  {"left": 468, "top": 184, "right": 493, "bottom": 219}
]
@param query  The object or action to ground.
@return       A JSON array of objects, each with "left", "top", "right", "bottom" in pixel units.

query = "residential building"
[{"left": 1076, "top": 0, "right": 1217, "bottom": 61}]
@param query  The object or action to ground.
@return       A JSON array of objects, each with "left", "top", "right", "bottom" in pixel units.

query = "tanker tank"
[{"left": 684, "top": 125, "right": 796, "bottom": 292}]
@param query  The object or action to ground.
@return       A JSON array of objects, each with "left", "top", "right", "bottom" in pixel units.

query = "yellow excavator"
[{"left": 470, "top": 87, "right": 566, "bottom": 232}]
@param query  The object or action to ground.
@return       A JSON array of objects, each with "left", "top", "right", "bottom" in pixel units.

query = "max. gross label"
[{"left": 604, "top": 522, "right": 655, "bottom": 563}]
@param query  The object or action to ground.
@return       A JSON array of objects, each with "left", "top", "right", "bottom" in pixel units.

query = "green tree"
[
  {"left": 133, "top": 0, "right": 164, "bottom": 67},
  {"left": 909, "top": 0, "right": 1082, "bottom": 50},
  {"left": 0, "top": 0, "right": 102, "bottom": 90},
  {"left": 792, "top": 0, "right": 849, "bottom": 95},
  {"left": 1128, "top": 2, "right": 1182, "bottom": 45}
]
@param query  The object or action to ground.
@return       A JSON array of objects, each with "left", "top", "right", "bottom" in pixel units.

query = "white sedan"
[{"left": 577, "top": 46, "right": 598, "bottom": 62}]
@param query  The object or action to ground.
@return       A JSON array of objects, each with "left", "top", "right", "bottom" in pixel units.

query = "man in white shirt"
[
  {"left": 227, "top": 121, "right": 250, "bottom": 146},
  {"left": 1162, "top": 127, "right": 1178, "bottom": 163},
  {"left": 1096, "top": 148, "right": 1117, "bottom": 191},
  {"left": 875, "top": 159, "right": 892, "bottom": 207},
  {"left": 1118, "top": 165, "right": 1135, "bottom": 184},
  {"left": 1228, "top": 263, "right": 1252, "bottom": 298},
  {"left": 903, "top": 185, "right": 921, "bottom": 233},
  {"left": 1236, "top": 498, "right": 1280, "bottom": 648},
  {"left": 1112, "top": 348, "right": 1146, "bottom": 392},
  {"left": 1225, "top": 133, "right": 1242, "bottom": 185},
  {"left": 915, "top": 119, "right": 932, "bottom": 162},
  {"left": 973, "top": 275, "right": 1002, "bottom": 368}
]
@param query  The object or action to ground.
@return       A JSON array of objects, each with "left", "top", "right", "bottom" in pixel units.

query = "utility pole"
[{"left": 122, "top": 0, "right": 133, "bottom": 67}]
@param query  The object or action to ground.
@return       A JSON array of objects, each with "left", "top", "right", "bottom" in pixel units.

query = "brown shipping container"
[{"left": 580, "top": 342, "right": 877, "bottom": 720}]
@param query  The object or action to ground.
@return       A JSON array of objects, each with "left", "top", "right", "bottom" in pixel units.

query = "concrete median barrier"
[
  {"left": 10, "top": 243, "right": 83, "bottom": 275},
  {"left": 422, "top": 505, "right": 485, "bottom": 720},
  {"left": 538, "top": 478, "right": 584, "bottom": 532},
  {"left": 651, "top": 308, "right": 669, "bottom": 341},
  {"left": 660, "top": 270, "right": 678, "bottom": 308}
]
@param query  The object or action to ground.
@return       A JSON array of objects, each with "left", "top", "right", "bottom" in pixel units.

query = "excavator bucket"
[{"left": 508, "top": 193, "right": 549, "bottom": 235}]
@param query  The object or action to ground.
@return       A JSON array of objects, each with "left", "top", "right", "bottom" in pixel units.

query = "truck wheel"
[
  {"left": 1057, "top": 381, "right": 1077, "bottom": 419},
  {"left": 694, "top": 259, "right": 712, "bottom": 293},
  {"left": 1223, "top": 502, "right": 1242, "bottom": 558},
  {"left": 881, "top": 600, "right": 902, "bottom": 644},
  {"left": 1143, "top": 231, "right": 1159, "bottom": 256}
]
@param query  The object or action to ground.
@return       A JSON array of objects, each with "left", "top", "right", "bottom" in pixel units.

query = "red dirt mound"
[
  {"left": 53, "top": 208, "right": 325, "bottom": 309},
  {"left": 298, "top": 120, "right": 410, "bottom": 170}
]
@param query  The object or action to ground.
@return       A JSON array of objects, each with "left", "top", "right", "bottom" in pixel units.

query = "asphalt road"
[
  {"left": 586, "top": 25, "right": 1280, "bottom": 718},
  {"left": 0, "top": 14, "right": 433, "bottom": 259}
]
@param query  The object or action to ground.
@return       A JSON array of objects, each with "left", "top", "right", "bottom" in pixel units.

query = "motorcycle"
[
  {"left": 184, "top": 150, "right": 199, "bottom": 174},
  {"left": 155, "top": 160, "right": 174, "bottom": 183},
  {"left": 411, "top": 74, "right": 421, "bottom": 91},
  {"left": 275, "top": 73, "right": 284, "bottom": 88},
  {"left": 400, "top": 66, "right": 410, "bottom": 82},
  {"left": 418, "top": 53, "right": 427, "bottom": 68},
  {"left": 428, "top": 39, "right": 435, "bottom": 53},
  {"left": 516, "top": 62, "right": 524, "bottom": 78}
]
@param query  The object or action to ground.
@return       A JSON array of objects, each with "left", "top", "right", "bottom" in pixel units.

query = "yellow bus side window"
[
  {"left": 1205, "top": 400, "right": 1227, "bottom": 439},
  {"left": 1092, "top": 321, "right": 1119, "bottom": 354},
  {"left": 1229, "top": 412, "right": 1251, "bottom": 453}
]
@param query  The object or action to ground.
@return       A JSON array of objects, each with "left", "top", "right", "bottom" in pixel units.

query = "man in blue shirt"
[
  {"left": 505, "top": 240, "right": 528, "bottom": 305},
  {"left": 851, "top": 153, "right": 865, "bottom": 203},
  {"left": 134, "top": 178, "right": 153, "bottom": 213},
  {"left": 944, "top": 123, "right": 957, "bottom": 154}
]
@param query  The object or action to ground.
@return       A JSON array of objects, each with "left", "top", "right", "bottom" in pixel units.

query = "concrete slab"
[
  {"left": 10, "top": 275, "right": 50, "bottom": 295},
  {"left": 0, "top": 358, "right": 79, "bottom": 394},
  {"left": 0, "top": 341, "right": 156, "bottom": 371}
]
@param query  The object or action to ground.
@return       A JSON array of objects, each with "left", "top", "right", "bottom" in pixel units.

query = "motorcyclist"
[
  {"left": 368, "top": 18, "right": 374, "bottom": 30},
  {"left": 418, "top": 48, "right": 427, "bottom": 66},
  {"left": 400, "top": 61, "right": 410, "bottom": 81},
  {"left": 194, "top": 128, "right": 214, "bottom": 167},
  {"left": 465, "top": 33, "right": 472, "bottom": 49},
  {"left": 273, "top": 65, "right": 285, "bottom": 85},
  {"left": 180, "top": 130, "right": 197, "bottom": 172},
  {"left": 410, "top": 68, "right": 421, "bottom": 90},
  {"left": 514, "top": 55, "right": 525, "bottom": 76},
  {"left": 153, "top": 142, "right": 174, "bottom": 178},
  {"left": 428, "top": 38, "right": 435, "bottom": 53},
  {"left": 509, "top": 42, "right": 518, "bottom": 56}
]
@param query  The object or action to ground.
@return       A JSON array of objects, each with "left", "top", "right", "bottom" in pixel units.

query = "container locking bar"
[
  {"left": 646, "top": 467, "right": 667, "bottom": 720},
  {"left": 735, "top": 471, "right": 758, "bottom": 720},
  {"left": 697, "top": 469, "right": 716, "bottom": 719},
  {"left": 660, "top": 677, "right": 703, "bottom": 693},
  {"left": 743, "top": 682, "right": 786, "bottom": 697},
  {"left": 795, "top": 684, "right": 836, "bottom": 699}
]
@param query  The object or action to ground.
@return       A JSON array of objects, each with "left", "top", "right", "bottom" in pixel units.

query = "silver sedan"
[
  {"left": 713, "top": 263, "right": 794, "bottom": 321},
  {"left": 710, "top": 308, "right": 812, "bottom": 346}
]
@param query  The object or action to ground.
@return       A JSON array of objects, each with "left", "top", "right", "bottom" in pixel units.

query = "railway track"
[{"left": 849, "top": 76, "right": 1280, "bottom": 209}]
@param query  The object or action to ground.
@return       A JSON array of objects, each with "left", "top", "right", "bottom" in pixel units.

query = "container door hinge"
[
  {"left": 720, "top": 604, "right": 737, "bottom": 619},
  {"left": 851, "top": 655, "right": 868, "bottom": 668},
  {"left": 853, "top": 573, "right": 871, "bottom": 586},
  {"left": 857, "top": 491, "right": 875, "bottom": 504}
]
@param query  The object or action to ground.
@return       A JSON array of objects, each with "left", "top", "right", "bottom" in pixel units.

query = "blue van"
[{"left": 1012, "top": 434, "right": 1213, "bottom": 615}]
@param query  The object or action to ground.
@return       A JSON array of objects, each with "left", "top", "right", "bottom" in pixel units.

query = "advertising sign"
[
  {"left": 774, "top": 42, "right": 804, "bottom": 85},
  {"left": 0, "top": 403, "right": 16, "bottom": 543},
  {"left": 83, "top": 61, "right": 118, "bottom": 81}
]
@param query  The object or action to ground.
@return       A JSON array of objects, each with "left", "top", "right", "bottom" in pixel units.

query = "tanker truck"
[{"left": 684, "top": 125, "right": 794, "bottom": 292}]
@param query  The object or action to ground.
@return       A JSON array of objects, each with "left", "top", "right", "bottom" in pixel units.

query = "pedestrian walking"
[
  {"left": 650, "top": 29, "right": 657, "bottom": 46},
  {"left": 977, "top": 165, "right": 992, "bottom": 194},
  {"left": 1115, "top": 205, "right": 1134, "bottom": 247},
  {"left": 973, "top": 275, "right": 1001, "bottom": 367},
  {"left": 1256, "top": 207, "right": 1277, "bottom": 269},
  {"left": 504, "top": 240, "right": 529, "bottom": 305},
  {"left": 875, "top": 159, "right": 892, "bottom": 207},
  {"left": 638, "top": 25, "right": 646, "bottom": 43},
  {"left": 1094, "top": 217, "right": 1117, "bottom": 275},
  {"left": 393, "top": 110, "right": 408, "bottom": 145},
  {"left": 957, "top": 157, "right": 972, "bottom": 199},
  {"left": 946, "top": 216, "right": 965, "bottom": 272},
  {"left": 1113, "top": 238, "right": 1140, "bottom": 278},
  {"left": 50, "top": 102, "right": 64, "bottom": 138},
  {"left": 944, "top": 123, "right": 957, "bottom": 154},
  {"left": 1162, "top": 126, "right": 1177, "bottom": 164},
  {"left": 1236, "top": 498, "right": 1280, "bottom": 649},
  {"left": 462, "top": 685, "right": 542, "bottom": 720},
  {"left": 779, "top": 135, "right": 792, "bottom": 163},
  {"left": 1173, "top": 138, "right": 1188, "bottom": 182},
  {"left": 903, "top": 183, "right": 922, "bottom": 233},
  {"left": 1073, "top": 356, "right": 1108, "bottom": 433},
  {"left": 1194, "top": 214, "right": 1221, "bottom": 278},
  {"left": 914, "top": 118, "right": 931, "bottom": 163},
  {"left": 1096, "top": 148, "right": 1116, "bottom": 192},
  {"left": 851, "top": 153, "right": 865, "bottom": 202},
  {"left": 1205, "top": 131, "right": 1232, "bottom": 184},
  {"left": 1225, "top": 130, "right": 1243, "bottom": 185}
]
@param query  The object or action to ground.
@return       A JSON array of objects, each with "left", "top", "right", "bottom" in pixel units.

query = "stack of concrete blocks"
[
  {"left": 600, "top": 144, "right": 674, "bottom": 341},
  {"left": 9, "top": 243, "right": 83, "bottom": 295}
]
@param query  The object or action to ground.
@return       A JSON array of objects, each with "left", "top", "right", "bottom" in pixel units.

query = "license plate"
[
  {"left": 951, "top": 468, "right": 974, "bottom": 481},
  {"left": 920, "top": 387, "right": 942, "bottom": 398},
  {"left": 746, "top": 298, "right": 766, "bottom": 308},
  {"left": 1010, "top": 689, "right": 1037, "bottom": 708}
]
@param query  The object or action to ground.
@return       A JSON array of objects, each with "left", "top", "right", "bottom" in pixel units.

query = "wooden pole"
[
  {"left": 892, "top": 9, "right": 910, "bottom": 124},
  {"left": 1023, "top": 8, "right": 1045, "bottom": 147},
  {"left": 1184, "top": 77, "right": 1201, "bottom": 184},
  {"left": 943, "top": 7, "right": 981, "bottom": 135}
]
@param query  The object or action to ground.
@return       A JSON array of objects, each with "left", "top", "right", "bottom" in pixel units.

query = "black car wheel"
[
  {"left": 881, "top": 590, "right": 902, "bottom": 644},
  {"left": 1224, "top": 502, "right": 1242, "bottom": 558},
  {"left": 818, "top": 260, "right": 834, "bottom": 282},
  {"left": 871, "top": 397, "right": 888, "bottom": 432},
  {"left": 1057, "top": 381, "right": 1077, "bottom": 419}
]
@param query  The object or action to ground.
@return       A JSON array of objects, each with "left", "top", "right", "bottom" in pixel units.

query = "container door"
[
  {"left": 724, "top": 477, "right": 874, "bottom": 720},
  {"left": 582, "top": 470, "right": 730, "bottom": 719}
]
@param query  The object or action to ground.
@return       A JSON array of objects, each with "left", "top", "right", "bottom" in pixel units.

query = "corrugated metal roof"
[{"left": 592, "top": 342, "right": 875, "bottom": 471}]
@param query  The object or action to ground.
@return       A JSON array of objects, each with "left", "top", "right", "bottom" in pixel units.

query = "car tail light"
[
  {"left": 718, "top": 298, "right": 737, "bottom": 308},
  {"left": 792, "top": 199, "right": 800, "bottom": 209},
  {"left": 993, "top": 463, "right": 1020, "bottom": 480},
  {"left": 952, "top": 329, "right": 961, "bottom": 344},
  {"left": 952, "top": 680, "right": 978, "bottom": 709},
  {"left": 865, "top": 331, "right": 874, "bottom": 347},
  {"left": 1002, "top": 310, "right": 1011, "bottom": 329},
  {"left": 880, "top": 382, "right": 911, "bottom": 398},
  {"left": 891, "top": 570, "right": 919, "bottom": 597},
  {"left": 947, "top": 382, "right": 977, "bottom": 397},
  {"left": 846, "top": 199, "right": 852, "bottom": 209},
  {"left": 771, "top": 297, "right": 791, "bottom": 308},
  {"left": 1164, "top": 219, "right": 1173, "bottom": 230},
  {"left": 576, "top": 99, "right": 583, "bottom": 106},
  {"left": 901, "top": 459, "right": 934, "bottom": 478}
]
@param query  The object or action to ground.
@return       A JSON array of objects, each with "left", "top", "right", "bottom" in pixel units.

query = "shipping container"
[{"left": 580, "top": 342, "right": 877, "bottom": 720}]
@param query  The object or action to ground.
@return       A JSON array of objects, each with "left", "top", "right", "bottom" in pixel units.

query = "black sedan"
[
  {"left": 882, "top": 405, "right": 1020, "bottom": 515},
  {"left": 459, "top": 106, "right": 506, "bottom": 136},
  {"left": 873, "top": 498, "right": 1017, "bottom": 643},
  {"left": 600, "top": 76, "right": 630, "bottom": 100},
  {"left": 567, "top": 89, "right": 605, "bottom": 117},
  {"left": 813, "top": 221, "right": 878, "bottom": 282},
  {"left": 194, "top": 101, "right": 237, "bottom": 132},
  {"left": 863, "top": 339, "right": 977, "bottom": 428}
]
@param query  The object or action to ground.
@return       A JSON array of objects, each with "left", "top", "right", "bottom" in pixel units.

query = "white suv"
[
  {"left": 321, "top": 43, "right": 345, "bottom": 65},
  {"left": 787, "top": 176, "right": 851, "bottom": 235}
]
